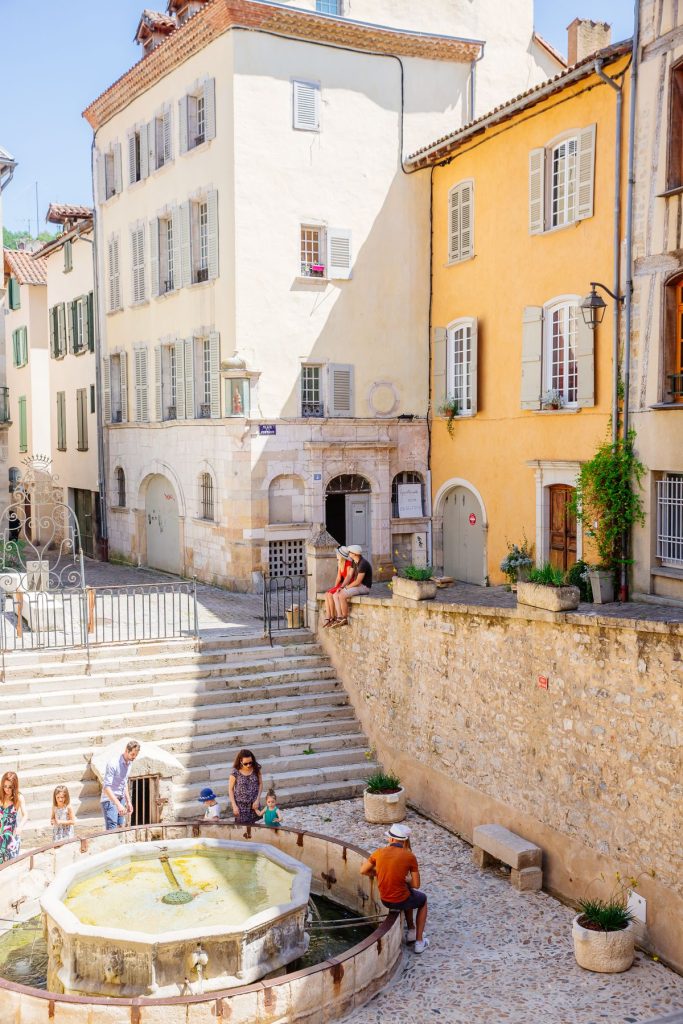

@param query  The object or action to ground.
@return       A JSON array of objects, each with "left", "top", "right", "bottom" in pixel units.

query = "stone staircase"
[{"left": 0, "top": 631, "right": 376, "bottom": 846}]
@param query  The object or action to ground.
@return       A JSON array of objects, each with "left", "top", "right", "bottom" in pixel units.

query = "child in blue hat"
[{"left": 198, "top": 786, "right": 220, "bottom": 819}]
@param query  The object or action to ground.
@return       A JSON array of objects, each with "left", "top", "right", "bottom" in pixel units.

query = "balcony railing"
[
  {"left": 302, "top": 401, "right": 324, "bottom": 417},
  {"left": 0, "top": 387, "right": 10, "bottom": 424}
]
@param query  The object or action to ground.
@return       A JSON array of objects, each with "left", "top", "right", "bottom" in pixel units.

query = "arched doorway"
[
  {"left": 548, "top": 484, "right": 577, "bottom": 571},
  {"left": 145, "top": 474, "right": 181, "bottom": 575},
  {"left": 442, "top": 485, "right": 485, "bottom": 584},
  {"left": 325, "top": 474, "right": 371, "bottom": 555}
]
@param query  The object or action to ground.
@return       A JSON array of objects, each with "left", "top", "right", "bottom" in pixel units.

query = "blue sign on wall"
[
  {"left": 258, "top": 424, "right": 277, "bottom": 435},
  {"left": 313, "top": 473, "right": 322, "bottom": 481}
]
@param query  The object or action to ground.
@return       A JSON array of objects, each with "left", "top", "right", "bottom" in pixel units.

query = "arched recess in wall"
[
  {"left": 434, "top": 477, "right": 487, "bottom": 586},
  {"left": 268, "top": 474, "right": 306, "bottom": 524}
]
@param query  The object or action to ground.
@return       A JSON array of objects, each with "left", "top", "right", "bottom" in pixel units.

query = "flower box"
[
  {"left": 391, "top": 576, "right": 437, "bottom": 601},
  {"left": 516, "top": 581, "right": 580, "bottom": 612}
]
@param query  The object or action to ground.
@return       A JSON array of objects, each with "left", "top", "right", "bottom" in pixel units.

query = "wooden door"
[
  {"left": 442, "top": 486, "right": 485, "bottom": 585},
  {"left": 549, "top": 485, "right": 577, "bottom": 572}
]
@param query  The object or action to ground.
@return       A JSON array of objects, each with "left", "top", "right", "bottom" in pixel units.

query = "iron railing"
[
  {"left": 667, "top": 372, "right": 683, "bottom": 398},
  {"left": 262, "top": 572, "right": 308, "bottom": 643}
]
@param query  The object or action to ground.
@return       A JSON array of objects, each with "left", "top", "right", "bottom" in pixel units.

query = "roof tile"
[{"left": 3, "top": 248, "right": 47, "bottom": 286}]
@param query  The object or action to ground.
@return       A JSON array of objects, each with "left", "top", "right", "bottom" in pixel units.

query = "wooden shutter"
[
  {"left": 57, "top": 392, "right": 66, "bottom": 450},
  {"left": 149, "top": 218, "right": 160, "bottom": 298},
  {"left": 21, "top": 327, "right": 28, "bottom": 365},
  {"left": 469, "top": 317, "right": 479, "bottom": 415},
  {"left": 163, "top": 106, "right": 173, "bottom": 162},
  {"left": 76, "top": 390, "right": 85, "bottom": 450},
  {"left": 57, "top": 303, "right": 67, "bottom": 356},
  {"left": 179, "top": 201, "right": 192, "bottom": 287},
  {"left": 529, "top": 148, "right": 545, "bottom": 234},
  {"left": 521, "top": 306, "right": 543, "bottom": 410},
  {"left": 293, "top": 81, "right": 320, "bottom": 131},
  {"left": 433, "top": 327, "right": 447, "bottom": 409},
  {"left": 96, "top": 153, "right": 107, "bottom": 204},
  {"left": 209, "top": 331, "right": 220, "bottom": 418},
  {"left": 576, "top": 123, "right": 596, "bottom": 221},
  {"left": 49, "top": 306, "right": 57, "bottom": 358},
  {"left": 184, "top": 338, "right": 195, "bottom": 418},
  {"left": 134, "top": 348, "right": 149, "bottom": 422},
  {"left": 120, "top": 350, "right": 129, "bottom": 422},
  {"left": 575, "top": 310, "right": 595, "bottom": 407},
  {"left": 148, "top": 118, "right": 157, "bottom": 172},
  {"left": 18, "top": 397, "right": 27, "bottom": 452},
  {"left": 11, "top": 330, "right": 18, "bottom": 367},
  {"left": 174, "top": 338, "right": 186, "bottom": 419},
  {"left": 328, "top": 364, "right": 354, "bottom": 416},
  {"left": 139, "top": 123, "right": 149, "bottom": 179},
  {"left": 448, "top": 185, "right": 461, "bottom": 261},
  {"left": 459, "top": 181, "right": 473, "bottom": 260},
  {"left": 108, "top": 235, "right": 121, "bottom": 311},
  {"left": 113, "top": 142, "right": 123, "bottom": 194},
  {"left": 87, "top": 292, "right": 94, "bottom": 352},
  {"left": 128, "top": 133, "right": 137, "bottom": 185},
  {"left": 66, "top": 300, "right": 74, "bottom": 353},
  {"left": 178, "top": 95, "right": 189, "bottom": 155},
  {"left": 206, "top": 190, "right": 219, "bottom": 280},
  {"left": 131, "top": 224, "right": 146, "bottom": 303},
  {"left": 103, "top": 357, "right": 111, "bottom": 423},
  {"left": 171, "top": 206, "right": 182, "bottom": 289},
  {"left": 327, "top": 229, "right": 352, "bottom": 279},
  {"left": 204, "top": 77, "right": 216, "bottom": 141},
  {"left": 155, "top": 345, "right": 163, "bottom": 421}
]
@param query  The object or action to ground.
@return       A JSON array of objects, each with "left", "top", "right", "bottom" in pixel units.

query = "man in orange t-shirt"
[{"left": 360, "top": 823, "right": 429, "bottom": 953}]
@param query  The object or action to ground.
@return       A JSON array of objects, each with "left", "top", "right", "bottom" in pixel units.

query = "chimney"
[{"left": 567, "top": 18, "right": 611, "bottom": 66}]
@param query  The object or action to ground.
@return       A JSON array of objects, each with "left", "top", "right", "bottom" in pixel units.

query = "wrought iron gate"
[{"left": 262, "top": 573, "right": 308, "bottom": 642}]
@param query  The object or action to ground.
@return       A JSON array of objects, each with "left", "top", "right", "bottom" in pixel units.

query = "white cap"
[{"left": 386, "top": 823, "right": 411, "bottom": 841}]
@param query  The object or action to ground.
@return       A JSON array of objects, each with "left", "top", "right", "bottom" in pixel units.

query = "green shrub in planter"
[
  {"left": 365, "top": 770, "right": 401, "bottom": 794},
  {"left": 400, "top": 565, "right": 434, "bottom": 581},
  {"left": 527, "top": 563, "right": 565, "bottom": 587},
  {"left": 577, "top": 898, "right": 633, "bottom": 932}
]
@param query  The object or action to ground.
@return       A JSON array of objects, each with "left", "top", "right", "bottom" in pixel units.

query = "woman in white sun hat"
[{"left": 360, "top": 822, "right": 429, "bottom": 953}]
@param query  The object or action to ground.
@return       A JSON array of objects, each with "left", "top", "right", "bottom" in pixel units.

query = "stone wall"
[{"left": 320, "top": 595, "right": 683, "bottom": 971}]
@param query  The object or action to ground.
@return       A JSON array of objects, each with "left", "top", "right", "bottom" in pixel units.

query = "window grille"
[
  {"left": 130, "top": 775, "right": 158, "bottom": 826},
  {"left": 115, "top": 467, "right": 126, "bottom": 508},
  {"left": 447, "top": 322, "right": 472, "bottom": 412},
  {"left": 392, "top": 472, "right": 424, "bottom": 518},
  {"left": 657, "top": 475, "right": 683, "bottom": 567},
  {"left": 316, "top": 0, "right": 340, "bottom": 12},
  {"left": 325, "top": 474, "right": 370, "bottom": 494},
  {"left": 549, "top": 303, "right": 578, "bottom": 405},
  {"left": 551, "top": 137, "right": 578, "bottom": 228},
  {"left": 301, "top": 365, "right": 323, "bottom": 416},
  {"left": 300, "top": 225, "right": 324, "bottom": 276},
  {"left": 200, "top": 472, "right": 214, "bottom": 521},
  {"left": 268, "top": 539, "right": 306, "bottom": 578}
]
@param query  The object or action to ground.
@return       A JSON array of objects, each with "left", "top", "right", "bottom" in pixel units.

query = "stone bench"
[{"left": 472, "top": 824, "right": 542, "bottom": 892}]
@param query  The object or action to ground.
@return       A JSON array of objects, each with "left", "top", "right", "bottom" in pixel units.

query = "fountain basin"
[{"left": 40, "top": 838, "right": 311, "bottom": 997}]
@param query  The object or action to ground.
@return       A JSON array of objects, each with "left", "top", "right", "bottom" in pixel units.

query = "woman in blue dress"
[
  {"left": 0, "top": 772, "right": 28, "bottom": 863},
  {"left": 228, "top": 749, "right": 263, "bottom": 825}
]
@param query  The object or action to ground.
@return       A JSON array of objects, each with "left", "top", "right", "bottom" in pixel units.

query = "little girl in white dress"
[{"left": 51, "top": 785, "right": 75, "bottom": 842}]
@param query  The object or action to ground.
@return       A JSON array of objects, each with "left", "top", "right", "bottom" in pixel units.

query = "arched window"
[
  {"left": 200, "top": 472, "right": 214, "bottom": 521},
  {"left": 115, "top": 467, "right": 126, "bottom": 508},
  {"left": 392, "top": 471, "right": 425, "bottom": 518},
  {"left": 325, "top": 474, "right": 370, "bottom": 495}
]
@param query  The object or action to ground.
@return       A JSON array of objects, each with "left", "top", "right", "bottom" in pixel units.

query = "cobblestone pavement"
[{"left": 287, "top": 800, "right": 683, "bottom": 1024}]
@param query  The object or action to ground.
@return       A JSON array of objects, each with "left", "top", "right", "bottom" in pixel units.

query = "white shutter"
[
  {"left": 327, "top": 229, "right": 352, "bottom": 280},
  {"left": 178, "top": 95, "right": 189, "bottom": 155},
  {"left": 179, "top": 201, "right": 192, "bottom": 287},
  {"left": 469, "top": 317, "right": 479, "bottom": 415},
  {"left": 207, "top": 189, "right": 219, "bottom": 280},
  {"left": 120, "top": 350, "right": 129, "bottom": 422},
  {"left": 448, "top": 186, "right": 461, "bottom": 261},
  {"left": 96, "top": 153, "right": 106, "bottom": 205},
  {"left": 184, "top": 338, "right": 195, "bottom": 418},
  {"left": 204, "top": 77, "right": 216, "bottom": 141},
  {"left": 174, "top": 338, "right": 186, "bottom": 419},
  {"left": 328, "top": 364, "right": 354, "bottom": 417},
  {"left": 134, "top": 348, "right": 149, "bottom": 423},
  {"left": 460, "top": 181, "right": 473, "bottom": 260},
  {"left": 139, "top": 123, "right": 149, "bottom": 179},
  {"left": 49, "top": 306, "right": 57, "bottom": 357},
  {"left": 149, "top": 218, "right": 160, "bottom": 298},
  {"left": 576, "top": 123, "right": 596, "bottom": 222},
  {"left": 529, "top": 147, "right": 545, "bottom": 235},
  {"left": 521, "top": 306, "right": 544, "bottom": 410},
  {"left": 163, "top": 106, "right": 173, "bottom": 163},
  {"left": 155, "top": 345, "right": 163, "bottom": 421},
  {"left": 108, "top": 235, "right": 121, "bottom": 311},
  {"left": 147, "top": 119, "right": 157, "bottom": 173},
  {"left": 57, "top": 303, "right": 66, "bottom": 357},
  {"left": 575, "top": 310, "right": 595, "bottom": 407},
  {"left": 209, "top": 331, "right": 220, "bottom": 418},
  {"left": 113, "top": 142, "right": 123, "bottom": 194},
  {"left": 433, "top": 327, "right": 447, "bottom": 409},
  {"left": 171, "top": 206, "right": 182, "bottom": 289},
  {"left": 128, "top": 133, "right": 137, "bottom": 185},
  {"left": 103, "top": 357, "right": 111, "bottom": 424},
  {"left": 293, "top": 81, "right": 320, "bottom": 131},
  {"left": 131, "top": 224, "right": 146, "bottom": 303}
]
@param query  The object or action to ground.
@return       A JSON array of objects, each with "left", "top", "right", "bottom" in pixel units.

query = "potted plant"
[
  {"left": 363, "top": 770, "right": 406, "bottom": 824},
  {"left": 570, "top": 429, "right": 645, "bottom": 603},
  {"left": 500, "top": 537, "right": 533, "bottom": 590},
  {"left": 391, "top": 564, "right": 437, "bottom": 601},
  {"left": 541, "top": 388, "right": 565, "bottom": 410},
  {"left": 516, "top": 562, "right": 580, "bottom": 612},
  {"left": 572, "top": 871, "right": 654, "bottom": 973},
  {"left": 438, "top": 397, "right": 460, "bottom": 437}
]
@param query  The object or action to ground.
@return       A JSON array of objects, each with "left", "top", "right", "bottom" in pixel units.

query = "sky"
[{"left": 1, "top": 1, "right": 634, "bottom": 234}]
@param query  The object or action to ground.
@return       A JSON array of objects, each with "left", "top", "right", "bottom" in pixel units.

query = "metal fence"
[{"left": 262, "top": 573, "right": 308, "bottom": 643}]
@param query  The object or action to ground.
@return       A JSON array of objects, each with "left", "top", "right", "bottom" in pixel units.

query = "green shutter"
[
  {"left": 18, "top": 396, "right": 27, "bottom": 452},
  {"left": 21, "top": 327, "right": 28, "bottom": 366},
  {"left": 87, "top": 292, "right": 95, "bottom": 352},
  {"left": 12, "top": 330, "right": 19, "bottom": 367},
  {"left": 8, "top": 277, "right": 20, "bottom": 310}
]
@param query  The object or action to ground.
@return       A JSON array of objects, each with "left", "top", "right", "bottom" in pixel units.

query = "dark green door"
[{"left": 73, "top": 489, "right": 94, "bottom": 558}]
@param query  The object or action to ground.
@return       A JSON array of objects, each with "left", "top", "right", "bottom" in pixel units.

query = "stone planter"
[
  {"left": 363, "top": 786, "right": 406, "bottom": 824},
  {"left": 589, "top": 570, "right": 615, "bottom": 604},
  {"left": 572, "top": 915, "right": 635, "bottom": 973},
  {"left": 391, "top": 576, "right": 437, "bottom": 601},
  {"left": 516, "top": 581, "right": 580, "bottom": 612}
]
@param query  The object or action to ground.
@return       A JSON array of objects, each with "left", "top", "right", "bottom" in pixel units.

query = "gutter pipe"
[{"left": 90, "top": 134, "right": 109, "bottom": 560}]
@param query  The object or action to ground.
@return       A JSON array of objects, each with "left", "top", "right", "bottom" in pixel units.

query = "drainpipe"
[
  {"left": 468, "top": 46, "right": 485, "bottom": 123},
  {"left": 594, "top": 58, "right": 623, "bottom": 446},
  {"left": 90, "top": 134, "right": 109, "bottom": 561}
]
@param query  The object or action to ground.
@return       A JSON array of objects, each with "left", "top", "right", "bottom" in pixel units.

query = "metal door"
[
  {"left": 442, "top": 486, "right": 485, "bottom": 584},
  {"left": 346, "top": 494, "right": 371, "bottom": 557},
  {"left": 145, "top": 475, "right": 181, "bottom": 575},
  {"left": 549, "top": 485, "right": 577, "bottom": 571}
]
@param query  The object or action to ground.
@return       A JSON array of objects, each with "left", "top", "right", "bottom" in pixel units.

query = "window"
[
  {"left": 128, "top": 127, "right": 148, "bottom": 185},
  {"left": 665, "top": 276, "right": 683, "bottom": 402},
  {"left": 197, "top": 201, "right": 209, "bottom": 282},
  {"left": 180, "top": 78, "right": 215, "bottom": 153},
  {"left": 12, "top": 327, "right": 28, "bottom": 368},
  {"left": 7, "top": 276, "right": 20, "bottom": 310},
  {"left": 448, "top": 180, "right": 474, "bottom": 262},
  {"left": 529, "top": 125, "right": 596, "bottom": 234},
  {"left": 104, "top": 352, "right": 127, "bottom": 423},
  {"left": 657, "top": 474, "right": 683, "bottom": 567},
  {"left": 226, "top": 377, "right": 249, "bottom": 416},
  {"left": 64, "top": 239, "right": 73, "bottom": 273},
  {"left": 316, "top": 0, "right": 341, "bottom": 12},
  {"left": 392, "top": 471, "right": 425, "bottom": 518},
  {"left": 115, "top": 467, "right": 126, "bottom": 508},
  {"left": 667, "top": 61, "right": 683, "bottom": 191},
  {"left": 100, "top": 143, "right": 122, "bottom": 201},
  {"left": 50, "top": 304, "right": 67, "bottom": 357},
  {"left": 200, "top": 472, "right": 214, "bottom": 520},
  {"left": 18, "top": 396, "right": 27, "bottom": 453},
  {"left": 130, "top": 224, "right": 146, "bottom": 303},
  {"left": 153, "top": 107, "right": 173, "bottom": 170},
  {"left": 546, "top": 302, "right": 578, "bottom": 406},
  {"left": 158, "top": 343, "right": 178, "bottom": 420},
  {"left": 293, "top": 81, "right": 320, "bottom": 131},
  {"left": 107, "top": 234, "right": 122, "bottom": 311},
  {"left": 90, "top": 384, "right": 96, "bottom": 414},
  {"left": 301, "top": 365, "right": 323, "bottom": 416},
  {"left": 57, "top": 392, "right": 67, "bottom": 451},
  {"left": 159, "top": 216, "right": 175, "bottom": 293},
  {"left": 69, "top": 296, "right": 88, "bottom": 354},
  {"left": 187, "top": 195, "right": 218, "bottom": 284},
  {"left": 76, "top": 389, "right": 88, "bottom": 451},
  {"left": 188, "top": 333, "right": 220, "bottom": 419},
  {"left": 300, "top": 225, "right": 324, "bottom": 277},
  {"left": 268, "top": 539, "right": 306, "bottom": 577},
  {"left": 199, "top": 337, "right": 211, "bottom": 416},
  {"left": 134, "top": 348, "right": 150, "bottom": 422},
  {"left": 446, "top": 318, "right": 477, "bottom": 415}
]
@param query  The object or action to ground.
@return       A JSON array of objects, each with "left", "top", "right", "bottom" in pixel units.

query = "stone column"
[{"left": 306, "top": 525, "right": 340, "bottom": 630}]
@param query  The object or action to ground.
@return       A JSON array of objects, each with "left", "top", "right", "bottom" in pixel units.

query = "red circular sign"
[{"left": 468, "top": 513, "right": 477, "bottom": 525}]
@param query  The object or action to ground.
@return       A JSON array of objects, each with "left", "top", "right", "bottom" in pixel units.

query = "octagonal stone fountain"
[{"left": 40, "top": 838, "right": 311, "bottom": 998}]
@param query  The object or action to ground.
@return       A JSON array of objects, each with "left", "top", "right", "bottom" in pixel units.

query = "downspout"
[
  {"left": 594, "top": 58, "right": 623, "bottom": 446},
  {"left": 90, "top": 134, "right": 109, "bottom": 560},
  {"left": 469, "top": 46, "right": 485, "bottom": 123}
]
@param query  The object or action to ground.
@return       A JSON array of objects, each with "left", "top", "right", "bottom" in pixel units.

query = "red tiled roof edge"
[{"left": 3, "top": 248, "right": 48, "bottom": 286}]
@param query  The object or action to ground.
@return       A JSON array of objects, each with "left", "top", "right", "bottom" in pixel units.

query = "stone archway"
[
  {"left": 434, "top": 478, "right": 487, "bottom": 586},
  {"left": 144, "top": 474, "right": 181, "bottom": 575}
]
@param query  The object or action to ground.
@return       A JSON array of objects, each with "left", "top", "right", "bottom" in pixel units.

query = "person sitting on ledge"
[
  {"left": 332, "top": 544, "right": 371, "bottom": 627},
  {"left": 360, "top": 822, "right": 429, "bottom": 953}
]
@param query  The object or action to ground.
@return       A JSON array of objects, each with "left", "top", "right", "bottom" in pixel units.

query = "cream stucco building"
[{"left": 84, "top": 0, "right": 562, "bottom": 589}]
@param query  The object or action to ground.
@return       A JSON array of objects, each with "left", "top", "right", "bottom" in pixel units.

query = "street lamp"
[{"left": 580, "top": 281, "right": 624, "bottom": 330}]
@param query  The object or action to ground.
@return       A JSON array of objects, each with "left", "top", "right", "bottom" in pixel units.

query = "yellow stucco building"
[{"left": 408, "top": 35, "right": 632, "bottom": 586}]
